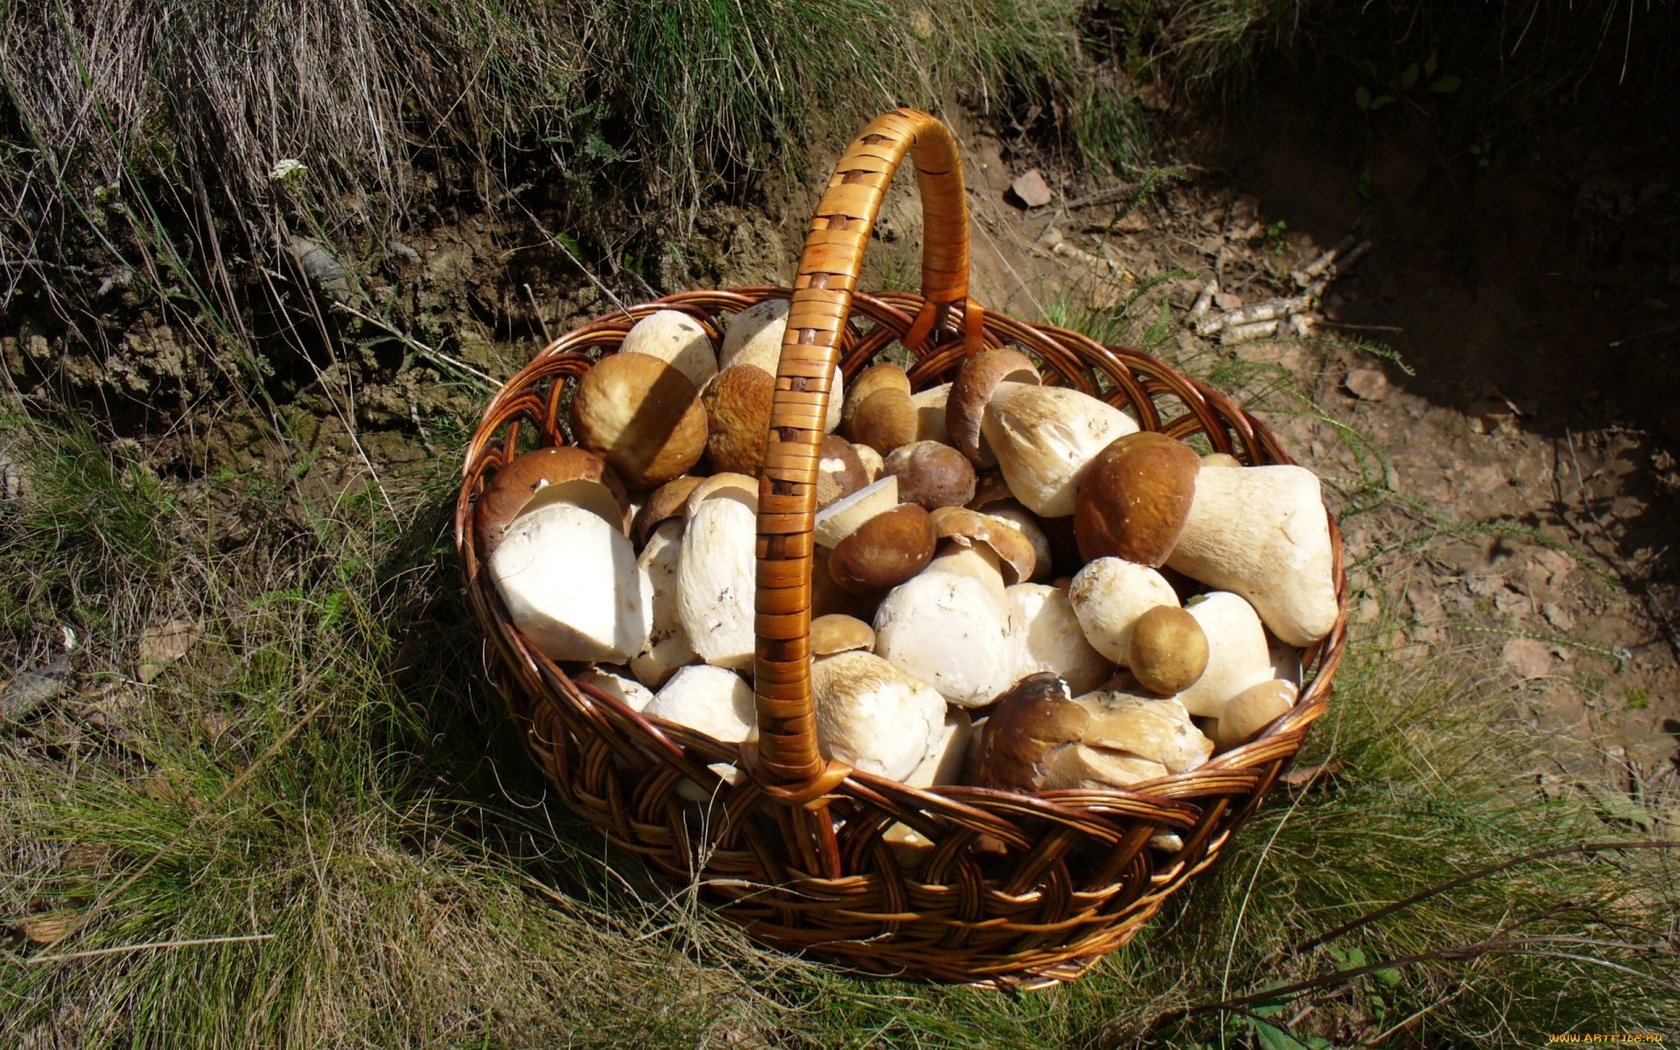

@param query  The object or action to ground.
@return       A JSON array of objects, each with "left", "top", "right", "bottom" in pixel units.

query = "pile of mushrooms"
[{"left": 476, "top": 307, "right": 1337, "bottom": 808}]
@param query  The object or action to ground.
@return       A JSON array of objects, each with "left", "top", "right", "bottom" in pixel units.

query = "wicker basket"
[{"left": 455, "top": 108, "right": 1347, "bottom": 988}]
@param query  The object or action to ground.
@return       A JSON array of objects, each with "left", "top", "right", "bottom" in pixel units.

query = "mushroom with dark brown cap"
[
  {"left": 828, "top": 504, "right": 937, "bottom": 594},
  {"left": 474, "top": 446, "right": 632, "bottom": 556},
  {"left": 970, "top": 673, "right": 1088, "bottom": 791},
  {"left": 1074, "top": 431, "right": 1200, "bottom": 567},
  {"left": 570, "top": 353, "right": 708, "bottom": 488},
  {"left": 1127, "top": 605, "right": 1209, "bottom": 695},
  {"left": 883, "top": 440, "right": 976, "bottom": 510},
  {"left": 947, "top": 348, "right": 1041, "bottom": 466},
  {"left": 700, "top": 364, "right": 775, "bottom": 475}
]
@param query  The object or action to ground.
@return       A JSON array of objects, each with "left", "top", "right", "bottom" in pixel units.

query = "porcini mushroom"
[
  {"left": 981, "top": 384, "right": 1139, "bottom": 516},
  {"left": 811, "top": 651, "right": 946, "bottom": 781},
  {"left": 474, "top": 446, "right": 632, "bottom": 556},
  {"left": 1074, "top": 432, "right": 1200, "bottom": 566},
  {"left": 904, "top": 709, "right": 973, "bottom": 789},
  {"left": 1166, "top": 464, "right": 1338, "bottom": 646},
  {"left": 630, "top": 518, "right": 699, "bottom": 688},
  {"left": 701, "top": 364, "right": 775, "bottom": 475},
  {"left": 644, "top": 665, "right": 756, "bottom": 743},
  {"left": 1005, "top": 582, "right": 1113, "bottom": 696},
  {"left": 1067, "top": 557, "right": 1181, "bottom": 663},
  {"left": 947, "top": 348, "right": 1040, "bottom": 466},
  {"left": 1072, "top": 686, "right": 1214, "bottom": 774},
  {"left": 815, "top": 435, "right": 869, "bottom": 508},
  {"left": 828, "top": 504, "right": 937, "bottom": 594},
  {"left": 1214, "top": 679, "right": 1298, "bottom": 749},
  {"left": 490, "top": 501, "right": 653, "bottom": 664},
  {"left": 813, "top": 476, "right": 899, "bottom": 549},
  {"left": 675, "top": 480, "right": 757, "bottom": 669},
  {"left": 1175, "top": 592, "right": 1274, "bottom": 719},
  {"left": 970, "top": 673, "right": 1088, "bottom": 791},
  {"left": 570, "top": 353, "right": 707, "bottom": 488},
  {"left": 883, "top": 440, "right": 977, "bottom": 510},
  {"left": 717, "top": 299, "right": 844, "bottom": 431},
  {"left": 1127, "top": 605, "right": 1209, "bottom": 695},
  {"left": 619, "top": 309, "right": 718, "bottom": 390},
  {"left": 873, "top": 539, "right": 1013, "bottom": 707}
]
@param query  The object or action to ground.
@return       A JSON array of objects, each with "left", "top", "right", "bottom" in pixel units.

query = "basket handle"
[{"left": 750, "top": 108, "right": 977, "bottom": 804}]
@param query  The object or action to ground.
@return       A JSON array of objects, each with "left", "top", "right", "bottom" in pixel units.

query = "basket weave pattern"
[{"left": 456, "top": 110, "right": 1347, "bottom": 986}]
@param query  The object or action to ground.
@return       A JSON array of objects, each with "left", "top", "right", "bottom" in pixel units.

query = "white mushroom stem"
[
  {"left": 904, "top": 709, "right": 973, "bottom": 788},
  {"left": 490, "top": 502, "right": 652, "bottom": 663},
  {"left": 1067, "top": 557, "right": 1180, "bottom": 663},
  {"left": 873, "top": 551, "right": 1011, "bottom": 708},
  {"left": 1006, "top": 583, "right": 1112, "bottom": 696},
  {"left": 1166, "top": 464, "right": 1338, "bottom": 646},
  {"left": 1176, "top": 592, "right": 1275, "bottom": 718},
  {"left": 981, "top": 383, "right": 1139, "bottom": 516},
  {"left": 910, "top": 383, "right": 952, "bottom": 444},
  {"left": 1040, "top": 746, "right": 1170, "bottom": 790},
  {"left": 676, "top": 490, "right": 757, "bottom": 670},
  {"left": 813, "top": 475, "right": 899, "bottom": 549},
  {"left": 811, "top": 652, "right": 946, "bottom": 781},
  {"left": 631, "top": 519, "right": 699, "bottom": 688},
  {"left": 644, "top": 666, "right": 757, "bottom": 743},
  {"left": 575, "top": 668, "right": 656, "bottom": 713}
]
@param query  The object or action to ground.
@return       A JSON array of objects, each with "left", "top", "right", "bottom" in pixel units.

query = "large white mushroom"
[
  {"left": 873, "top": 545, "right": 1012, "bottom": 707},
  {"left": 490, "top": 501, "right": 653, "bottom": 664},
  {"left": 644, "top": 665, "right": 757, "bottom": 743},
  {"left": 1166, "top": 463, "right": 1338, "bottom": 646},
  {"left": 1005, "top": 582, "right": 1112, "bottom": 696},
  {"left": 675, "top": 480, "right": 757, "bottom": 670},
  {"left": 811, "top": 651, "right": 946, "bottom": 781},
  {"left": 630, "top": 518, "right": 699, "bottom": 687},
  {"left": 980, "top": 384, "right": 1139, "bottom": 517}
]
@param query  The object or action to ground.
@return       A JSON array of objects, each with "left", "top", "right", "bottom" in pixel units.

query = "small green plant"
[{"left": 1354, "top": 56, "right": 1462, "bottom": 114}]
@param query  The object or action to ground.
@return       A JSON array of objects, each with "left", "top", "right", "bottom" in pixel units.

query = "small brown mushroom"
[
  {"left": 883, "top": 440, "right": 976, "bottom": 510},
  {"left": 842, "top": 363, "right": 912, "bottom": 432},
  {"left": 632, "top": 475, "right": 704, "bottom": 548},
  {"left": 849, "top": 387, "right": 919, "bottom": 455},
  {"left": 811, "top": 614, "right": 875, "bottom": 657},
  {"left": 971, "top": 673, "right": 1088, "bottom": 791},
  {"left": 814, "top": 476, "right": 899, "bottom": 549},
  {"left": 928, "top": 506, "right": 1038, "bottom": 585},
  {"left": 947, "top": 348, "right": 1041, "bottom": 466},
  {"left": 1213, "top": 679, "right": 1298, "bottom": 749},
  {"left": 1126, "top": 605, "right": 1209, "bottom": 695},
  {"left": 570, "top": 354, "right": 707, "bottom": 488},
  {"left": 1074, "top": 432, "right": 1200, "bottom": 567},
  {"left": 829, "top": 504, "right": 937, "bottom": 594}
]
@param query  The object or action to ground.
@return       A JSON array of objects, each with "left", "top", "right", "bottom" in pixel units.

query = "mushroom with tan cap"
[
  {"left": 1166, "top": 463, "right": 1338, "bottom": 647},
  {"left": 474, "top": 446, "right": 632, "bottom": 556},
  {"left": 701, "top": 364, "right": 776, "bottom": 475},
  {"left": 718, "top": 299, "right": 844, "bottom": 431},
  {"left": 1074, "top": 431, "right": 1200, "bottom": 567},
  {"left": 811, "top": 651, "right": 946, "bottom": 781},
  {"left": 489, "top": 501, "right": 653, "bottom": 664},
  {"left": 570, "top": 353, "right": 708, "bottom": 488},
  {"left": 849, "top": 385, "right": 919, "bottom": 455},
  {"left": 974, "top": 499, "right": 1053, "bottom": 581},
  {"left": 1175, "top": 591, "right": 1275, "bottom": 718},
  {"left": 632, "top": 475, "right": 704, "bottom": 548},
  {"left": 630, "top": 518, "right": 699, "bottom": 688},
  {"left": 928, "top": 506, "right": 1038, "bottom": 586},
  {"left": 811, "top": 614, "right": 875, "bottom": 658},
  {"left": 828, "top": 504, "right": 937, "bottom": 594},
  {"left": 947, "top": 348, "right": 1041, "bottom": 466},
  {"left": 1005, "top": 582, "right": 1113, "bottom": 696},
  {"left": 675, "top": 478, "right": 758, "bottom": 670},
  {"left": 883, "top": 440, "right": 976, "bottom": 510},
  {"left": 841, "top": 363, "right": 912, "bottom": 432},
  {"left": 1071, "top": 685, "right": 1214, "bottom": 775},
  {"left": 1126, "top": 605, "right": 1209, "bottom": 696},
  {"left": 619, "top": 309, "right": 717, "bottom": 390},
  {"left": 1214, "top": 679, "right": 1298, "bottom": 750},
  {"left": 1067, "top": 557, "right": 1181, "bottom": 663},
  {"left": 980, "top": 383, "right": 1139, "bottom": 516}
]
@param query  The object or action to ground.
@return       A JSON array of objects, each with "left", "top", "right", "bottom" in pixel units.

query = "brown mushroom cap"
[
  {"left": 829, "top": 504, "right": 937, "bottom": 594},
  {"left": 948, "top": 348, "right": 1041, "bottom": 466},
  {"left": 842, "top": 363, "right": 913, "bottom": 432},
  {"left": 815, "top": 435, "right": 869, "bottom": 508},
  {"left": 1127, "top": 605, "right": 1210, "bottom": 695},
  {"left": 883, "top": 440, "right": 977, "bottom": 510},
  {"left": 1215, "top": 679, "right": 1298, "bottom": 749},
  {"left": 811, "top": 614, "right": 875, "bottom": 657},
  {"left": 632, "top": 475, "right": 704, "bottom": 547},
  {"left": 1075, "top": 431, "right": 1201, "bottom": 567},
  {"left": 929, "top": 506, "right": 1038, "bottom": 584},
  {"left": 702, "top": 364, "right": 775, "bottom": 475},
  {"left": 853, "top": 442, "right": 884, "bottom": 482},
  {"left": 570, "top": 354, "right": 707, "bottom": 488},
  {"left": 972, "top": 673, "right": 1088, "bottom": 791},
  {"left": 475, "top": 446, "right": 631, "bottom": 555},
  {"left": 684, "top": 472, "right": 758, "bottom": 514},
  {"left": 849, "top": 387, "right": 919, "bottom": 455}
]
